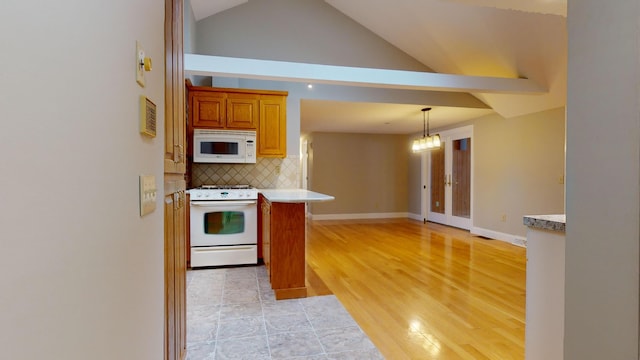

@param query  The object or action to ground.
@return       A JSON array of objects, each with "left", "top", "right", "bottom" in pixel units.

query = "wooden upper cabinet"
[
  {"left": 258, "top": 95, "right": 286, "bottom": 158},
  {"left": 189, "top": 89, "right": 258, "bottom": 130},
  {"left": 226, "top": 93, "right": 259, "bottom": 129},
  {"left": 190, "top": 91, "right": 226, "bottom": 128},
  {"left": 186, "top": 85, "right": 287, "bottom": 158}
]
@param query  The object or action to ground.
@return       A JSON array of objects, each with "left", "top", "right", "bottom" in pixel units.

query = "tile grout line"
[
  {"left": 301, "top": 299, "right": 329, "bottom": 358},
  {"left": 257, "top": 268, "right": 274, "bottom": 359},
  {"left": 211, "top": 270, "right": 225, "bottom": 358}
]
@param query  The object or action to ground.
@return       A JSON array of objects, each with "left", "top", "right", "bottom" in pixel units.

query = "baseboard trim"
[
  {"left": 470, "top": 226, "right": 527, "bottom": 247},
  {"left": 310, "top": 212, "right": 409, "bottom": 221},
  {"left": 407, "top": 213, "right": 423, "bottom": 221}
]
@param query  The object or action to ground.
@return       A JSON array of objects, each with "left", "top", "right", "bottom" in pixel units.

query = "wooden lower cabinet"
[
  {"left": 259, "top": 194, "right": 307, "bottom": 300},
  {"left": 164, "top": 186, "right": 186, "bottom": 360},
  {"left": 164, "top": 0, "right": 186, "bottom": 358}
]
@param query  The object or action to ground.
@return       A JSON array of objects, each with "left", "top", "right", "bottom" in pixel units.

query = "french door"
[{"left": 424, "top": 125, "right": 473, "bottom": 230}]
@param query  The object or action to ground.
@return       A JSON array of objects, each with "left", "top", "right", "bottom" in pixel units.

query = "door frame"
[
  {"left": 421, "top": 125, "right": 474, "bottom": 229},
  {"left": 164, "top": 0, "right": 185, "bottom": 359}
]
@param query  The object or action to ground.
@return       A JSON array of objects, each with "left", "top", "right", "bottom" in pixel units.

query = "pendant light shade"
[
  {"left": 432, "top": 134, "right": 441, "bottom": 147},
  {"left": 412, "top": 107, "right": 441, "bottom": 152}
]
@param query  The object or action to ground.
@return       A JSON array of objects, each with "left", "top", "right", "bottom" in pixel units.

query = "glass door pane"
[
  {"left": 452, "top": 138, "right": 471, "bottom": 219},
  {"left": 430, "top": 144, "right": 445, "bottom": 214},
  {"left": 425, "top": 126, "right": 473, "bottom": 230}
]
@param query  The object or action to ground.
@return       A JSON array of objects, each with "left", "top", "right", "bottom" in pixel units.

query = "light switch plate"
[
  {"left": 139, "top": 175, "right": 157, "bottom": 216},
  {"left": 136, "top": 41, "right": 145, "bottom": 87}
]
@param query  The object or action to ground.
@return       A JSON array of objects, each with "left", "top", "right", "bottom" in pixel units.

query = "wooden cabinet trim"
[{"left": 186, "top": 85, "right": 288, "bottom": 97}]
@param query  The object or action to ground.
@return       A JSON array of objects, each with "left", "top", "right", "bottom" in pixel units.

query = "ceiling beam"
[{"left": 185, "top": 54, "right": 547, "bottom": 94}]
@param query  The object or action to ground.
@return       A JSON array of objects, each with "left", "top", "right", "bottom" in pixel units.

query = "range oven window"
[
  {"left": 200, "top": 141, "right": 239, "bottom": 155},
  {"left": 203, "top": 211, "right": 245, "bottom": 234}
]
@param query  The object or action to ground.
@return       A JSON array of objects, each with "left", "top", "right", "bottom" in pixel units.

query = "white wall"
[
  {"left": 0, "top": 1, "right": 165, "bottom": 359},
  {"left": 195, "top": 0, "right": 432, "bottom": 71},
  {"left": 565, "top": 0, "right": 640, "bottom": 358},
  {"left": 473, "top": 108, "right": 565, "bottom": 238},
  {"left": 306, "top": 132, "right": 410, "bottom": 217}
]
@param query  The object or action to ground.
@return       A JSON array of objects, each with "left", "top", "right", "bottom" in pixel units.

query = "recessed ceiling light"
[{"left": 307, "top": 84, "right": 313, "bottom": 89}]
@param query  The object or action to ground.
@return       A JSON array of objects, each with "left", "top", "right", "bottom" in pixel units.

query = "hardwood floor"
[{"left": 305, "top": 218, "right": 526, "bottom": 360}]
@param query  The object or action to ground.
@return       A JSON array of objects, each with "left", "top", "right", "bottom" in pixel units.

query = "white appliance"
[
  {"left": 193, "top": 129, "right": 257, "bottom": 164},
  {"left": 189, "top": 185, "right": 258, "bottom": 267}
]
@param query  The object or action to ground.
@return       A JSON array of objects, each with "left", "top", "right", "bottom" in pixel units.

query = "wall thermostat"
[{"left": 140, "top": 95, "right": 157, "bottom": 137}]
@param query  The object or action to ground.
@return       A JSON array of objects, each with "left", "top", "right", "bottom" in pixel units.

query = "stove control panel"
[{"left": 188, "top": 188, "right": 258, "bottom": 201}]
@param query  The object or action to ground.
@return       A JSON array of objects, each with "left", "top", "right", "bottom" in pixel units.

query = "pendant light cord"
[{"left": 422, "top": 107, "right": 432, "bottom": 137}]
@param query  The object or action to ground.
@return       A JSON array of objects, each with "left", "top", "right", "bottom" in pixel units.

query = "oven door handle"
[{"left": 190, "top": 200, "right": 257, "bottom": 207}]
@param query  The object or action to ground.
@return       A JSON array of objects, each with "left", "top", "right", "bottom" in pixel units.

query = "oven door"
[{"left": 190, "top": 200, "right": 257, "bottom": 247}]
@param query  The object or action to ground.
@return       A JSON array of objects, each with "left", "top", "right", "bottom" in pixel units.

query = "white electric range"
[{"left": 189, "top": 185, "right": 258, "bottom": 267}]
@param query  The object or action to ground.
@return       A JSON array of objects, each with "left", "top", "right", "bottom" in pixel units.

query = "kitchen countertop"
[
  {"left": 260, "top": 189, "right": 335, "bottom": 203},
  {"left": 523, "top": 214, "right": 566, "bottom": 232}
]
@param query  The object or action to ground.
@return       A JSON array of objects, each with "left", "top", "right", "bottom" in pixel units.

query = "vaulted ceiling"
[{"left": 188, "top": 0, "right": 567, "bottom": 134}]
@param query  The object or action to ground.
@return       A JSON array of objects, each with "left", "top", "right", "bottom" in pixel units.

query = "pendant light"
[{"left": 412, "top": 107, "right": 441, "bottom": 152}]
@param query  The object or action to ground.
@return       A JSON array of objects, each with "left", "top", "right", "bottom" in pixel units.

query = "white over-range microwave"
[{"left": 193, "top": 129, "right": 257, "bottom": 164}]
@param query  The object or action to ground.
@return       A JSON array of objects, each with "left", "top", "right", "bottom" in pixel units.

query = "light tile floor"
[{"left": 186, "top": 265, "right": 384, "bottom": 360}]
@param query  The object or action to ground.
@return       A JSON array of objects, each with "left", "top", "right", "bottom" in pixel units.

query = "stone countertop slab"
[
  {"left": 260, "top": 189, "right": 335, "bottom": 203},
  {"left": 523, "top": 214, "right": 566, "bottom": 232}
]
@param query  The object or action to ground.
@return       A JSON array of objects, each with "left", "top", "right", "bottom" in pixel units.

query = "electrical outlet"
[
  {"left": 136, "top": 41, "right": 145, "bottom": 87},
  {"left": 275, "top": 165, "right": 281, "bottom": 175},
  {"left": 139, "top": 175, "right": 157, "bottom": 216},
  {"left": 500, "top": 214, "right": 507, "bottom": 222}
]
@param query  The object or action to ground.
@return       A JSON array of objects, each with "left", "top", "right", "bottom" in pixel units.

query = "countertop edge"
[
  {"left": 523, "top": 214, "right": 566, "bottom": 232},
  {"left": 259, "top": 189, "right": 335, "bottom": 203}
]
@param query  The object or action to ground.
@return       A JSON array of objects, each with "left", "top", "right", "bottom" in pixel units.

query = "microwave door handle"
[{"left": 190, "top": 200, "right": 257, "bottom": 206}]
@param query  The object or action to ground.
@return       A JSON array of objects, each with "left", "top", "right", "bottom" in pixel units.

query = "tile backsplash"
[{"left": 191, "top": 156, "right": 300, "bottom": 189}]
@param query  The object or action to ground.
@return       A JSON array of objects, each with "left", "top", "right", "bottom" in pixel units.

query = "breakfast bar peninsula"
[
  {"left": 258, "top": 189, "right": 334, "bottom": 300},
  {"left": 523, "top": 214, "right": 566, "bottom": 360}
]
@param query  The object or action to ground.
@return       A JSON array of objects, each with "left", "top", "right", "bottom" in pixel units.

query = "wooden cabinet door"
[
  {"left": 261, "top": 197, "right": 271, "bottom": 275},
  {"left": 226, "top": 94, "right": 258, "bottom": 129},
  {"left": 191, "top": 92, "right": 226, "bottom": 128},
  {"left": 165, "top": 0, "right": 186, "bottom": 358},
  {"left": 258, "top": 95, "right": 286, "bottom": 157},
  {"left": 164, "top": 188, "right": 186, "bottom": 360},
  {"left": 163, "top": 0, "right": 185, "bottom": 176},
  {"left": 164, "top": 193, "right": 177, "bottom": 360},
  {"left": 173, "top": 191, "right": 186, "bottom": 360}
]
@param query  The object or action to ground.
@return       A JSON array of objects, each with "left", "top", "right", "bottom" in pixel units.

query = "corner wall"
[
  {"left": 0, "top": 1, "right": 166, "bottom": 358},
  {"left": 472, "top": 108, "right": 565, "bottom": 239},
  {"left": 565, "top": 0, "right": 640, "bottom": 358}
]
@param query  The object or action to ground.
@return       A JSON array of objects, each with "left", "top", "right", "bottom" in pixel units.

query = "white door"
[{"left": 425, "top": 125, "right": 473, "bottom": 230}]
